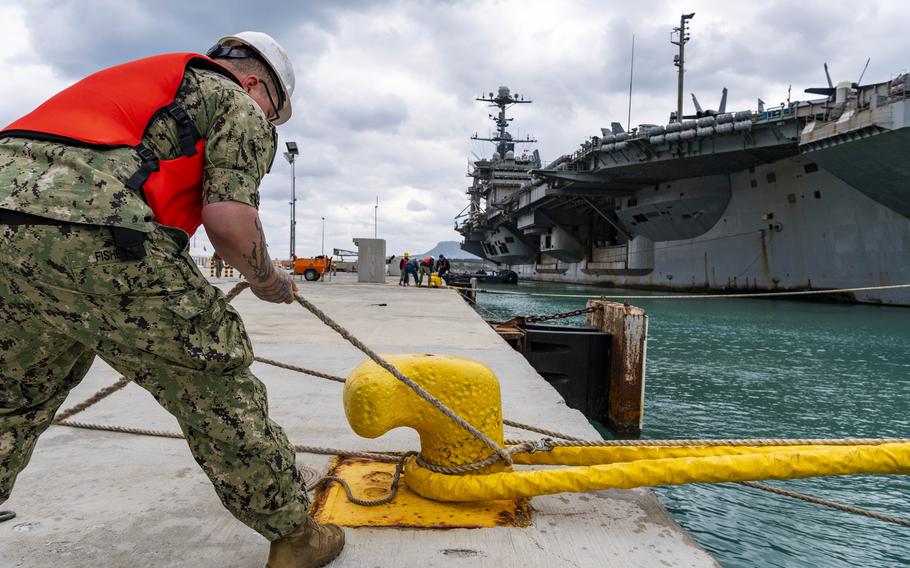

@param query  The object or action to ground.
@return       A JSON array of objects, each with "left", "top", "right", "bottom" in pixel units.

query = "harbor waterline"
[{"left": 473, "top": 279, "right": 910, "bottom": 568}]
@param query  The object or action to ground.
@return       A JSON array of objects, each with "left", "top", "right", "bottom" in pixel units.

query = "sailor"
[
  {"left": 213, "top": 251, "right": 225, "bottom": 278},
  {"left": 418, "top": 256, "right": 434, "bottom": 286},
  {"left": 404, "top": 254, "right": 420, "bottom": 286},
  {"left": 398, "top": 251, "right": 410, "bottom": 286},
  {"left": 0, "top": 32, "right": 343, "bottom": 567},
  {"left": 436, "top": 254, "right": 451, "bottom": 278}
]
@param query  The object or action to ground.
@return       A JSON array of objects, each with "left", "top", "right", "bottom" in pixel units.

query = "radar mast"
[
  {"left": 670, "top": 12, "right": 695, "bottom": 122},
  {"left": 472, "top": 86, "right": 536, "bottom": 159}
]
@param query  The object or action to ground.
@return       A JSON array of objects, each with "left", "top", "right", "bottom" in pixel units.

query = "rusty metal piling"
[{"left": 586, "top": 300, "right": 648, "bottom": 436}]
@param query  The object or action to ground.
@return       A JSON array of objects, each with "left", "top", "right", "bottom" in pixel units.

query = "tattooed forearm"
[
  {"left": 201, "top": 202, "right": 295, "bottom": 303},
  {"left": 250, "top": 274, "right": 293, "bottom": 302},
  {"left": 242, "top": 218, "right": 275, "bottom": 284}
]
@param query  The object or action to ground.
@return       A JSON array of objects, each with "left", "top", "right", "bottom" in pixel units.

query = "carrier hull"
[
  {"left": 509, "top": 153, "right": 910, "bottom": 305},
  {"left": 457, "top": 77, "right": 910, "bottom": 306}
]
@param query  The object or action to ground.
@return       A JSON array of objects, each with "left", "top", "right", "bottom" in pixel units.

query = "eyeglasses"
[{"left": 261, "top": 79, "right": 281, "bottom": 122}]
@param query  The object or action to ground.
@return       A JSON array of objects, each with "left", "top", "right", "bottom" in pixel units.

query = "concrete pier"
[{"left": 1, "top": 274, "right": 717, "bottom": 567}]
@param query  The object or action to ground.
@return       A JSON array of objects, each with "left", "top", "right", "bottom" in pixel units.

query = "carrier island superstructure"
[{"left": 456, "top": 18, "right": 910, "bottom": 306}]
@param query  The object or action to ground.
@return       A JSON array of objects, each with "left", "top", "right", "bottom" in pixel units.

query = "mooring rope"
[
  {"left": 470, "top": 300, "right": 501, "bottom": 321},
  {"left": 253, "top": 356, "right": 347, "bottom": 383},
  {"left": 316, "top": 453, "right": 417, "bottom": 507},
  {"left": 739, "top": 481, "right": 910, "bottom": 528},
  {"left": 456, "top": 282, "right": 910, "bottom": 300},
  {"left": 53, "top": 375, "right": 133, "bottom": 423},
  {"left": 415, "top": 441, "right": 553, "bottom": 474},
  {"left": 56, "top": 419, "right": 404, "bottom": 463},
  {"left": 503, "top": 419, "right": 585, "bottom": 441}
]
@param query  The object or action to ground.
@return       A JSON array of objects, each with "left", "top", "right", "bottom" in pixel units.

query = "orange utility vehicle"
[{"left": 290, "top": 255, "right": 331, "bottom": 281}]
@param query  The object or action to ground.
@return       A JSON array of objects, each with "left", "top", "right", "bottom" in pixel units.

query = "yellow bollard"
[
  {"left": 312, "top": 353, "right": 528, "bottom": 528},
  {"left": 344, "top": 354, "right": 507, "bottom": 474}
]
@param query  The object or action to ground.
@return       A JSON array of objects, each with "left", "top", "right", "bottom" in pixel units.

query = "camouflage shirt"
[{"left": 0, "top": 67, "right": 277, "bottom": 232}]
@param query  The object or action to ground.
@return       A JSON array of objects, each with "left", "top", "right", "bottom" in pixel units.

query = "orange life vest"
[{"left": 0, "top": 53, "right": 238, "bottom": 236}]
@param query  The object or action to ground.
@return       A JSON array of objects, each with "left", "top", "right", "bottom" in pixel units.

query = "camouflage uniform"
[{"left": 0, "top": 68, "right": 309, "bottom": 540}]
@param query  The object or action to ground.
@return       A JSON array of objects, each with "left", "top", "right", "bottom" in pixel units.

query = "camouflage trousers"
[{"left": 0, "top": 223, "right": 308, "bottom": 540}]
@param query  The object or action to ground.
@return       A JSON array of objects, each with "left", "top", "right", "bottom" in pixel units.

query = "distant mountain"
[{"left": 412, "top": 240, "right": 480, "bottom": 260}]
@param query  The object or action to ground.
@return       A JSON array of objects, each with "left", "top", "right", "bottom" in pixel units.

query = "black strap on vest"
[
  {"left": 165, "top": 103, "right": 201, "bottom": 157},
  {"left": 125, "top": 144, "right": 160, "bottom": 192},
  {"left": 125, "top": 103, "right": 200, "bottom": 193}
]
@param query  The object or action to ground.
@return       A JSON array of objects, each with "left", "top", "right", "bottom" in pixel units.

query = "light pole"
[
  {"left": 283, "top": 141, "right": 299, "bottom": 258},
  {"left": 321, "top": 216, "right": 325, "bottom": 256}
]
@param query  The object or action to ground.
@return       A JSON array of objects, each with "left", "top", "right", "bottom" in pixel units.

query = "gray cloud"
[
  {"left": 3, "top": 0, "right": 908, "bottom": 258},
  {"left": 407, "top": 199, "right": 428, "bottom": 211},
  {"left": 19, "top": 0, "right": 369, "bottom": 78},
  {"left": 326, "top": 92, "right": 410, "bottom": 133}
]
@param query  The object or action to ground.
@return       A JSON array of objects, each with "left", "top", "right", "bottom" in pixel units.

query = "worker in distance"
[{"left": 0, "top": 32, "right": 343, "bottom": 567}]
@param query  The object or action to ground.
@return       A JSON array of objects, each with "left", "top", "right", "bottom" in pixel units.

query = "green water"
[{"left": 474, "top": 280, "right": 910, "bottom": 568}]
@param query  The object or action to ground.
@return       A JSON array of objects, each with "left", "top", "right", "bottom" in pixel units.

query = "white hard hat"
[{"left": 208, "top": 31, "right": 295, "bottom": 125}]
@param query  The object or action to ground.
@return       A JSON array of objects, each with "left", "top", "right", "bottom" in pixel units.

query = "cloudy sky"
[{"left": 1, "top": 0, "right": 906, "bottom": 257}]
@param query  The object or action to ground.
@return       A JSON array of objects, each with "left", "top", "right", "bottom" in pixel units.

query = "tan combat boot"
[{"left": 267, "top": 516, "right": 345, "bottom": 568}]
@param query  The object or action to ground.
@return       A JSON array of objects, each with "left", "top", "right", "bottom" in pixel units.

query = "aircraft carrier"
[{"left": 455, "top": 14, "right": 910, "bottom": 306}]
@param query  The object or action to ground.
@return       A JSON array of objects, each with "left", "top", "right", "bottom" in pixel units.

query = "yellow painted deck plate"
[{"left": 311, "top": 457, "right": 531, "bottom": 528}]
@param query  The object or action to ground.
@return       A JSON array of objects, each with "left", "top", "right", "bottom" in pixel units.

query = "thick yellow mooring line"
[
  {"left": 404, "top": 443, "right": 910, "bottom": 501},
  {"left": 345, "top": 354, "right": 910, "bottom": 502}
]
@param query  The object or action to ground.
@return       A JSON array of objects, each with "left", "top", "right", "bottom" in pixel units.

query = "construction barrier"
[{"left": 210, "top": 259, "right": 235, "bottom": 278}]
